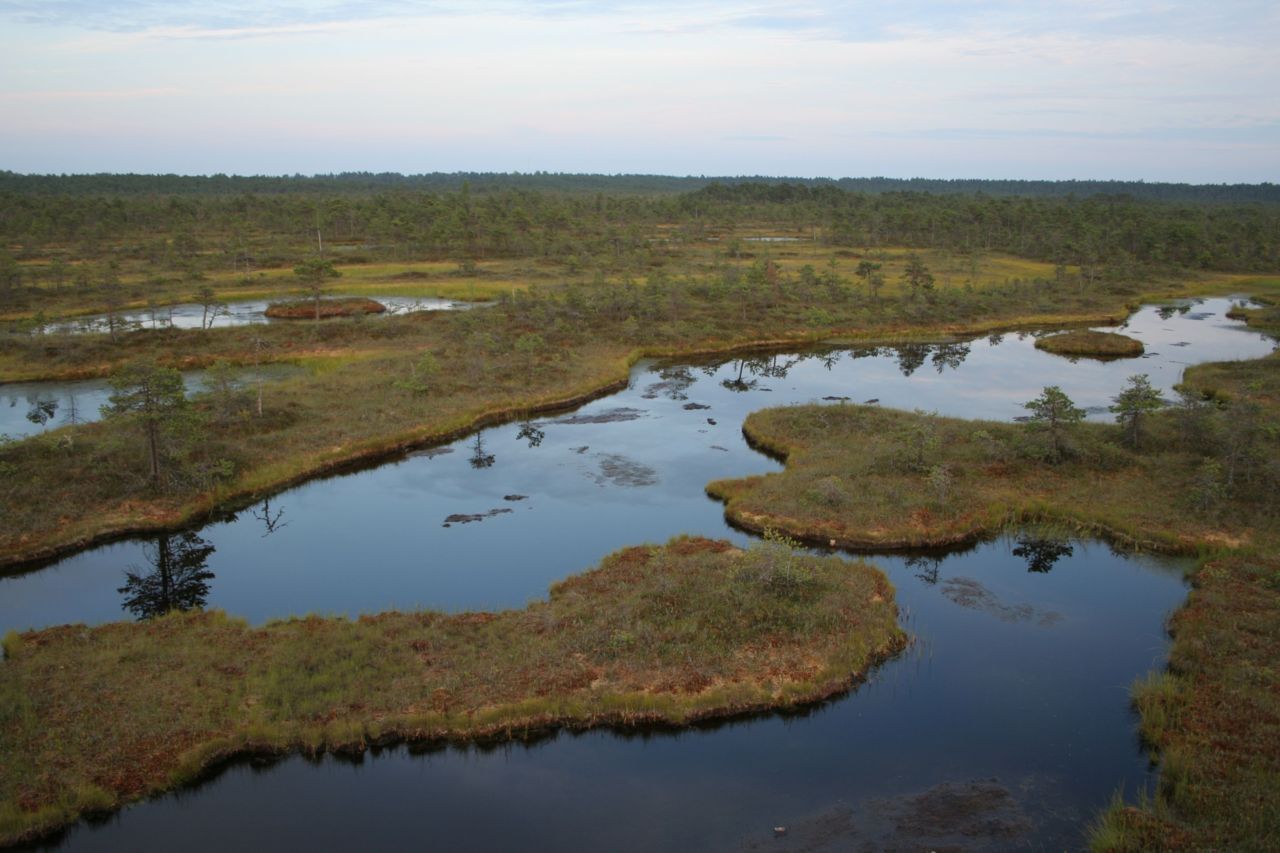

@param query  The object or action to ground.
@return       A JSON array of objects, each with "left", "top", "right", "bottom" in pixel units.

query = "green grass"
[{"left": 0, "top": 536, "right": 906, "bottom": 845}]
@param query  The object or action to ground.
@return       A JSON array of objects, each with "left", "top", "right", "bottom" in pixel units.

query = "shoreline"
[
  {"left": 0, "top": 538, "right": 907, "bottom": 846},
  {"left": 0, "top": 307, "right": 1138, "bottom": 570}
]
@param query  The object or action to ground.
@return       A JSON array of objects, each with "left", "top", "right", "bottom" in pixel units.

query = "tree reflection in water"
[
  {"left": 894, "top": 344, "right": 930, "bottom": 377},
  {"left": 118, "top": 532, "right": 216, "bottom": 620},
  {"left": 1012, "top": 537, "right": 1074, "bottom": 573},
  {"left": 25, "top": 396, "right": 58, "bottom": 426},
  {"left": 906, "top": 554, "right": 942, "bottom": 585},
  {"left": 251, "top": 498, "right": 288, "bottom": 537},
  {"left": 719, "top": 358, "right": 759, "bottom": 393},
  {"left": 469, "top": 433, "right": 495, "bottom": 468},
  {"left": 931, "top": 342, "right": 971, "bottom": 373},
  {"left": 516, "top": 421, "right": 545, "bottom": 448}
]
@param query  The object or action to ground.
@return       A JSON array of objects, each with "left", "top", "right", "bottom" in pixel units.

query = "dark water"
[
  {"left": 38, "top": 541, "right": 1189, "bottom": 851},
  {"left": 24, "top": 294, "right": 470, "bottom": 336},
  {"left": 6, "top": 298, "right": 1273, "bottom": 850}
]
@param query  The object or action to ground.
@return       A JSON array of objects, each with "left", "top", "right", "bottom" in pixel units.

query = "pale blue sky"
[{"left": 1, "top": 1, "right": 1276, "bottom": 180}]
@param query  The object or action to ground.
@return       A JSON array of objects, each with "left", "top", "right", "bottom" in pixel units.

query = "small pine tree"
[
  {"left": 1023, "top": 386, "right": 1084, "bottom": 462},
  {"left": 103, "top": 362, "right": 192, "bottom": 484},
  {"left": 1110, "top": 374, "right": 1163, "bottom": 449}
]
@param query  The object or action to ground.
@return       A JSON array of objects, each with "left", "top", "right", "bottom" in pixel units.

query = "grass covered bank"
[
  {"left": 707, "top": 329, "right": 1280, "bottom": 848},
  {"left": 708, "top": 399, "right": 1269, "bottom": 553},
  {"left": 0, "top": 536, "right": 906, "bottom": 845},
  {"left": 1093, "top": 552, "right": 1280, "bottom": 851}
]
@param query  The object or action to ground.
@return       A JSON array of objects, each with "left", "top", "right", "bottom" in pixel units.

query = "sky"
[{"left": 0, "top": 1, "right": 1276, "bottom": 181}]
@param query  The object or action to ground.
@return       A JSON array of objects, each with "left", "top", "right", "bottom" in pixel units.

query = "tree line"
[
  {"left": 2, "top": 184, "right": 1277, "bottom": 274},
  {"left": 2, "top": 171, "right": 1277, "bottom": 203}
]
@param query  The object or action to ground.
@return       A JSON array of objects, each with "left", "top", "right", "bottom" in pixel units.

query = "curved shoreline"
[
  {"left": 0, "top": 539, "right": 907, "bottom": 846},
  {"left": 0, "top": 308, "right": 1134, "bottom": 570},
  {"left": 709, "top": 423, "right": 1194, "bottom": 557},
  {"left": 0, "top": 373, "right": 629, "bottom": 573},
  {"left": 696, "top": 335, "right": 1280, "bottom": 848},
  {"left": 8, "top": 647, "right": 908, "bottom": 849}
]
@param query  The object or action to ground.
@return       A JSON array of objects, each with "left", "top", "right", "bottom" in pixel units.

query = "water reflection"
[
  {"left": 22, "top": 295, "right": 472, "bottom": 336},
  {"left": 0, "top": 365, "right": 304, "bottom": 440},
  {"left": 1155, "top": 304, "right": 1194, "bottom": 321},
  {"left": 931, "top": 342, "right": 970, "bottom": 372},
  {"left": 879, "top": 341, "right": 971, "bottom": 377},
  {"left": 3, "top": 298, "right": 1269, "bottom": 631},
  {"left": 893, "top": 344, "right": 929, "bottom": 377},
  {"left": 1013, "top": 537, "right": 1075, "bottom": 573},
  {"left": 10, "top": 298, "right": 1271, "bottom": 851},
  {"left": 906, "top": 554, "right": 943, "bottom": 584},
  {"left": 468, "top": 433, "right": 495, "bottom": 469},
  {"left": 24, "top": 396, "right": 58, "bottom": 426},
  {"left": 515, "top": 421, "right": 545, "bottom": 448},
  {"left": 715, "top": 353, "right": 805, "bottom": 392},
  {"left": 59, "top": 536, "right": 1190, "bottom": 852},
  {"left": 719, "top": 358, "right": 759, "bottom": 392},
  {"left": 250, "top": 499, "right": 289, "bottom": 537},
  {"left": 118, "top": 533, "right": 216, "bottom": 620},
  {"left": 642, "top": 366, "right": 696, "bottom": 400}
]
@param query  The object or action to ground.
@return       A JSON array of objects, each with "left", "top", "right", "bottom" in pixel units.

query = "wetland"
[
  {"left": 3, "top": 298, "right": 1272, "bottom": 850},
  {"left": 2, "top": 175, "right": 1279, "bottom": 850}
]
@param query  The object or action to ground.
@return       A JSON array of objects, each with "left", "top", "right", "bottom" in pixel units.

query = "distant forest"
[
  {"left": 1, "top": 170, "right": 1278, "bottom": 203},
  {"left": 2, "top": 175, "right": 1279, "bottom": 282}
]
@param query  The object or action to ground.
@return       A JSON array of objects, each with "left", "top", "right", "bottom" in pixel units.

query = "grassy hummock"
[
  {"left": 263, "top": 296, "right": 387, "bottom": 319},
  {"left": 707, "top": 339, "right": 1280, "bottom": 850},
  {"left": 1034, "top": 329, "right": 1144, "bottom": 358},
  {"left": 0, "top": 536, "right": 905, "bottom": 845},
  {"left": 708, "top": 403, "right": 1261, "bottom": 553}
]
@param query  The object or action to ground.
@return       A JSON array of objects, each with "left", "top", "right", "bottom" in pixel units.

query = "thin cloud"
[
  {"left": 868, "top": 124, "right": 1280, "bottom": 144},
  {"left": 0, "top": 86, "right": 183, "bottom": 101}
]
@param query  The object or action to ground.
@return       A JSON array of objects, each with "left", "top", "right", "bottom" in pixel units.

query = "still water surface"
[
  {"left": 3, "top": 298, "right": 1267, "bottom": 629},
  {"left": 8, "top": 298, "right": 1273, "bottom": 850},
  {"left": 23, "top": 293, "right": 469, "bottom": 336},
  {"left": 0, "top": 365, "right": 303, "bottom": 440}
]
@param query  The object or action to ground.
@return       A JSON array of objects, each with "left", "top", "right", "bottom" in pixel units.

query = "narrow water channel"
[
  {"left": 17, "top": 293, "right": 470, "bottom": 336},
  {"left": 3, "top": 298, "right": 1268, "bottom": 629},
  {"left": 31, "top": 541, "right": 1190, "bottom": 851},
  {"left": 0, "top": 364, "right": 303, "bottom": 440},
  {"left": 7, "top": 298, "right": 1274, "bottom": 850}
]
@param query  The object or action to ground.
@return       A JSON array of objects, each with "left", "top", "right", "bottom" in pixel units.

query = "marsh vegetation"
[
  {"left": 1, "top": 175, "right": 1278, "bottom": 849},
  {"left": 0, "top": 537, "right": 904, "bottom": 844}
]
